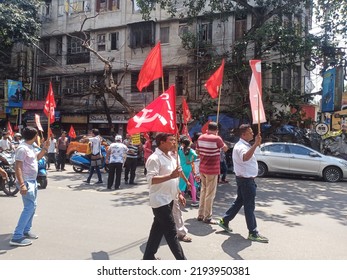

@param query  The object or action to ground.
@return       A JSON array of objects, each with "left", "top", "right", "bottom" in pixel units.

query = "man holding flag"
[{"left": 218, "top": 60, "right": 268, "bottom": 243}]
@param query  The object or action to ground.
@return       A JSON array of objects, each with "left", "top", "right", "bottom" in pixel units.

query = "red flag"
[
  {"left": 127, "top": 85, "right": 177, "bottom": 134},
  {"left": 68, "top": 125, "right": 77, "bottom": 139},
  {"left": 7, "top": 122, "right": 14, "bottom": 137},
  {"left": 249, "top": 60, "right": 266, "bottom": 124},
  {"left": 181, "top": 124, "right": 191, "bottom": 140},
  {"left": 204, "top": 59, "right": 225, "bottom": 98},
  {"left": 201, "top": 120, "right": 211, "bottom": 134},
  {"left": 137, "top": 42, "right": 163, "bottom": 92},
  {"left": 35, "top": 114, "right": 44, "bottom": 132},
  {"left": 182, "top": 97, "right": 192, "bottom": 124},
  {"left": 43, "top": 82, "right": 56, "bottom": 124}
]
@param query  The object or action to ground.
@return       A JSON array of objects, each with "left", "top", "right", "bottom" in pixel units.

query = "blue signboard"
[
  {"left": 321, "top": 68, "right": 335, "bottom": 112},
  {"left": 7, "top": 80, "right": 23, "bottom": 108}
]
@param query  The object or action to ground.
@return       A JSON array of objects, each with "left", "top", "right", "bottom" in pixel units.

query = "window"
[
  {"left": 97, "top": 34, "right": 106, "bottom": 51},
  {"left": 41, "top": 39, "right": 50, "bottom": 55},
  {"left": 160, "top": 27, "right": 170, "bottom": 44},
  {"left": 293, "top": 65, "right": 301, "bottom": 91},
  {"left": 266, "top": 144, "right": 287, "bottom": 154},
  {"left": 129, "top": 21, "right": 155, "bottom": 49},
  {"left": 178, "top": 25, "right": 188, "bottom": 37},
  {"left": 64, "top": 76, "right": 90, "bottom": 95},
  {"left": 110, "top": 32, "right": 119, "bottom": 50},
  {"left": 67, "top": 34, "right": 90, "bottom": 64},
  {"left": 58, "top": 0, "right": 65, "bottom": 16},
  {"left": 289, "top": 145, "right": 311, "bottom": 156},
  {"left": 96, "top": 0, "right": 120, "bottom": 12},
  {"left": 283, "top": 67, "right": 291, "bottom": 91},
  {"left": 200, "top": 23, "right": 212, "bottom": 43},
  {"left": 175, "top": 75, "right": 184, "bottom": 96},
  {"left": 272, "top": 63, "right": 281, "bottom": 88},
  {"left": 235, "top": 15, "right": 247, "bottom": 40},
  {"left": 56, "top": 36, "right": 63, "bottom": 56},
  {"left": 132, "top": 0, "right": 141, "bottom": 13}
]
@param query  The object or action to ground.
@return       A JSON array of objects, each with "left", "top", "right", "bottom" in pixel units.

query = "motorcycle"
[
  {"left": 70, "top": 146, "right": 108, "bottom": 173},
  {"left": 0, "top": 150, "right": 19, "bottom": 196},
  {"left": 37, "top": 151, "right": 48, "bottom": 189}
]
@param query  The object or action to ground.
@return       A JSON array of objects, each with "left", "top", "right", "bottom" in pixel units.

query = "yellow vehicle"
[{"left": 66, "top": 135, "right": 114, "bottom": 160}]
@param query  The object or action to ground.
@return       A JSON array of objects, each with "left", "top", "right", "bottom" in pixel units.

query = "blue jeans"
[
  {"left": 87, "top": 166, "right": 102, "bottom": 182},
  {"left": 223, "top": 177, "right": 258, "bottom": 234},
  {"left": 220, "top": 161, "right": 228, "bottom": 181},
  {"left": 13, "top": 180, "right": 38, "bottom": 240}
]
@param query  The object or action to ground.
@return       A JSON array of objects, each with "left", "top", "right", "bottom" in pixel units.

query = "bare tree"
[{"left": 78, "top": 14, "right": 135, "bottom": 131}]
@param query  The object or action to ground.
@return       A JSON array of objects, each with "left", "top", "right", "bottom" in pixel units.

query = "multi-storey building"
[{"left": 3, "top": 0, "right": 317, "bottom": 136}]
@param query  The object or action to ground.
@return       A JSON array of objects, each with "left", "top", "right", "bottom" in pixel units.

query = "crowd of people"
[{"left": 1, "top": 122, "right": 269, "bottom": 257}]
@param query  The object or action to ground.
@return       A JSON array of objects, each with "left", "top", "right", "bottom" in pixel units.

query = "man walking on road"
[
  {"left": 196, "top": 122, "right": 228, "bottom": 224},
  {"left": 143, "top": 133, "right": 186, "bottom": 260},
  {"left": 218, "top": 124, "right": 269, "bottom": 243}
]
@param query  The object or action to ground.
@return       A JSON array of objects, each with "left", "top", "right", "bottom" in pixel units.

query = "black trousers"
[
  {"left": 107, "top": 162, "right": 123, "bottom": 189},
  {"left": 143, "top": 201, "right": 186, "bottom": 260},
  {"left": 47, "top": 153, "right": 56, "bottom": 169},
  {"left": 56, "top": 149, "right": 67, "bottom": 170},
  {"left": 124, "top": 157, "right": 137, "bottom": 183}
]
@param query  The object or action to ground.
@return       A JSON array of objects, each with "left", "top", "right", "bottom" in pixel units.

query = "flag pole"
[
  {"left": 216, "top": 86, "right": 222, "bottom": 125},
  {"left": 257, "top": 89, "right": 261, "bottom": 136},
  {"left": 47, "top": 112, "right": 51, "bottom": 139},
  {"left": 161, "top": 76, "right": 165, "bottom": 93}
]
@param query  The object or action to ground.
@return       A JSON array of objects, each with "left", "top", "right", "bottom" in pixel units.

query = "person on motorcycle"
[{"left": 0, "top": 131, "right": 14, "bottom": 152}]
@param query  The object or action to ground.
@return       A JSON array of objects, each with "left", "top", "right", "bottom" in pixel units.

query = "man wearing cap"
[{"left": 105, "top": 135, "right": 128, "bottom": 190}]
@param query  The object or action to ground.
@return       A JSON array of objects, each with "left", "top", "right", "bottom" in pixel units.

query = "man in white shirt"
[
  {"left": 143, "top": 133, "right": 186, "bottom": 260},
  {"left": 47, "top": 134, "right": 57, "bottom": 169},
  {"left": 218, "top": 124, "right": 268, "bottom": 243},
  {"left": 105, "top": 135, "right": 128, "bottom": 189}
]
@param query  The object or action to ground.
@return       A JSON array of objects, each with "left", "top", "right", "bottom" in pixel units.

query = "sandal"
[
  {"left": 178, "top": 235, "right": 192, "bottom": 242},
  {"left": 203, "top": 219, "right": 218, "bottom": 225},
  {"left": 197, "top": 215, "right": 204, "bottom": 221}
]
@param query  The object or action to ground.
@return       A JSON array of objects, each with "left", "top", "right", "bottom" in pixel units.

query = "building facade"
[{"left": 1, "top": 0, "right": 316, "bottom": 135}]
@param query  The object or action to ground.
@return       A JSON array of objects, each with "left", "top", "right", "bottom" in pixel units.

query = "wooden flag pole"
[
  {"left": 161, "top": 76, "right": 165, "bottom": 93},
  {"left": 47, "top": 112, "right": 51, "bottom": 139},
  {"left": 216, "top": 86, "right": 222, "bottom": 125}
]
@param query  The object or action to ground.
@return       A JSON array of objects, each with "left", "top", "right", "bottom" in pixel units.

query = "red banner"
[
  {"left": 204, "top": 59, "right": 225, "bottom": 99},
  {"left": 127, "top": 85, "right": 177, "bottom": 135},
  {"left": 137, "top": 42, "right": 163, "bottom": 92}
]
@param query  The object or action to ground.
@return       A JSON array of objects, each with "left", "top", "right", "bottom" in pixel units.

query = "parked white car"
[{"left": 255, "top": 142, "right": 347, "bottom": 182}]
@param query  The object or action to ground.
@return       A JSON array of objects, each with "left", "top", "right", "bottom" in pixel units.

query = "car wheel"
[
  {"left": 258, "top": 162, "right": 268, "bottom": 177},
  {"left": 323, "top": 166, "right": 342, "bottom": 182}
]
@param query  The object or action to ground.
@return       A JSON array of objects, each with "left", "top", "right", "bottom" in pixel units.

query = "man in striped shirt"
[{"left": 196, "top": 122, "right": 228, "bottom": 224}]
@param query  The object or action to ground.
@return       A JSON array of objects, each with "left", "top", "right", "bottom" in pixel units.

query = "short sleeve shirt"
[
  {"left": 89, "top": 136, "right": 101, "bottom": 155},
  {"left": 145, "top": 148, "right": 179, "bottom": 208},
  {"left": 197, "top": 133, "right": 224, "bottom": 175},
  {"left": 109, "top": 142, "right": 128, "bottom": 163},
  {"left": 15, "top": 142, "right": 38, "bottom": 180},
  {"left": 232, "top": 139, "right": 258, "bottom": 178}
]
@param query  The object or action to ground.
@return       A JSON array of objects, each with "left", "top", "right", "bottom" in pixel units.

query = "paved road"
[{"left": 1, "top": 164, "right": 347, "bottom": 260}]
